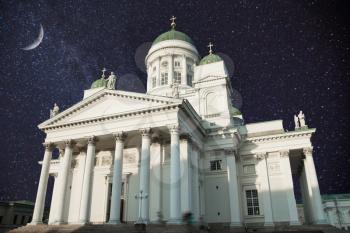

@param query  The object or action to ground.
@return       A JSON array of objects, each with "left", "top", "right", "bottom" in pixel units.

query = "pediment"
[{"left": 39, "top": 89, "right": 181, "bottom": 129}]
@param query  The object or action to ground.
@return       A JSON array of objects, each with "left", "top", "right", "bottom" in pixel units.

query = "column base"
[
  {"left": 264, "top": 222, "right": 274, "bottom": 227},
  {"left": 289, "top": 220, "right": 301, "bottom": 226},
  {"left": 108, "top": 220, "right": 121, "bottom": 224},
  {"left": 77, "top": 220, "right": 90, "bottom": 225},
  {"left": 313, "top": 219, "right": 327, "bottom": 225},
  {"left": 167, "top": 218, "right": 183, "bottom": 225},
  {"left": 28, "top": 221, "right": 43, "bottom": 225},
  {"left": 51, "top": 221, "right": 67, "bottom": 225},
  {"left": 230, "top": 222, "right": 243, "bottom": 227}
]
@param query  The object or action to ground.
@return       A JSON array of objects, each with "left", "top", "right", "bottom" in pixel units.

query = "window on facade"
[
  {"left": 174, "top": 61, "right": 181, "bottom": 67},
  {"left": 210, "top": 160, "right": 222, "bottom": 171},
  {"left": 187, "top": 64, "right": 193, "bottom": 72},
  {"left": 161, "top": 61, "right": 168, "bottom": 67},
  {"left": 13, "top": 215, "right": 18, "bottom": 225},
  {"left": 152, "top": 76, "right": 156, "bottom": 87},
  {"left": 187, "top": 74, "right": 193, "bottom": 86},
  {"left": 21, "top": 216, "right": 25, "bottom": 224},
  {"left": 161, "top": 73, "right": 168, "bottom": 85},
  {"left": 243, "top": 164, "right": 256, "bottom": 174},
  {"left": 174, "top": 71, "right": 181, "bottom": 84},
  {"left": 246, "top": 189, "right": 260, "bottom": 216}
]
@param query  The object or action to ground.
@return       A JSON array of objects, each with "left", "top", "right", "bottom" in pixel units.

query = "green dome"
[
  {"left": 153, "top": 29, "right": 194, "bottom": 45},
  {"left": 91, "top": 78, "right": 107, "bottom": 89},
  {"left": 199, "top": 53, "right": 223, "bottom": 65},
  {"left": 230, "top": 106, "right": 242, "bottom": 116}
]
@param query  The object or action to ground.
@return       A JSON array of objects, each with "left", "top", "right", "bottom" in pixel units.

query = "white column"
[
  {"left": 257, "top": 153, "right": 274, "bottom": 226},
  {"left": 191, "top": 146, "right": 200, "bottom": 222},
  {"left": 55, "top": 140, "right": 74, "bottom": 224},
  {"left": 157, "top": 57, "right": 161, "bottom": 86},
  {"left": 280, "top": 150, "right": 300, "bottom": 225},
  {"left": 168, "top": 125, "right": 181, "bottom": 224},
  {"left": 302, "top": 148, "right": 326, "bottom": 224},
  {"left": 182, "top": 55, "right": 187, "bottom": 85},
  {"left": 180, "top": 134, "right": 192, "bottom": 213},
  {"left": 226, "top": 150, "right": 242, "bottom": 226},
  {"left": 108, "top": 132, "right": 127, "bottom": 224},
  {"left": 31, "top": 142, "right": 54, "bottom": 225},
  {"left": 150, "top": 137, "right": 162, "bottom": 222},
  {"left": 78, "top": 136, "right": 97, "bottom": 224},
  {"left": 168, "top": 55, "right": 174, "bottom": 85},
  {"left": 138, "top": 128, "right": 151, "bottom": 223}
]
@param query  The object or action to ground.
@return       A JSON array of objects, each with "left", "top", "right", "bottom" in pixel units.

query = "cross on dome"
[
  {"left": 208, "top": 42, "right": 214, "bottom": 54},
  {"left": 101, "top": 67, "right": 107, "bottom": 78},
  {"left": 170, "top": 16, "right": 176, "bottom": 29}
]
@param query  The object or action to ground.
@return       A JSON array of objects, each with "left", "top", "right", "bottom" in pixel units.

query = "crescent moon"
[{"left": 21, "top": 24, "right": 44, "bottom": 51}]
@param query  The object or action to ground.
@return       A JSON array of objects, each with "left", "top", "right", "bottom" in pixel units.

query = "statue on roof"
[
  {"left": 50, "top": 103, "right": 60, "bottom": 118},
  {"left": 294, "top": 115, "right": 300, "bottom": 129},
  {"left": 298, "top": 110, "right": 307, "bottom": 128},
  {"left": 107, "top": 72, "right": 117, "bottom": 90}
]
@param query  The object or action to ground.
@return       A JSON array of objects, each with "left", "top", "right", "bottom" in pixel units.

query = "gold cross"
[
  {"left": 170, "top": 16, "right": 176, "bottom": 29},
  {"left": 102, "top": 67, "right": 107, "bottom": 78},
  {"left": 207, "top": 42, "right": 214, "bottom": 54}
]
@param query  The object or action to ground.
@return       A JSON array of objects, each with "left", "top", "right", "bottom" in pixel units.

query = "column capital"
[
  {"left": 280, "top": 150, "right": 290, "bottom": 157},
  {"left": 86, "top": 136, "right": 98, "bottom": 145},
  {"left": 139, "top": 128, "right": 152, "bottom": 137},
  {"left": 42, "top": 142, "right": 55, "bottom": 151},
  {"left": 303, "top": 147, "right": 313, "bottom": 157},
  {"left": 113, "top": 132, "right": 127, "bottom": 142},
  {"left": 180, "top": 133, "right": 191, "bottom": 142},
  {"left": 64, "top": 139, "right": 75, "bottom": 148},
  {"left": 255, "top": 152, "right": 267, "bottom": 160},
  {"left": 167, "top": 124, "right": 180, "bottom": 134}
]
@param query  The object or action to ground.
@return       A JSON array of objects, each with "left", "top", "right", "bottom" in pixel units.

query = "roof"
[
  {"left": 322, "top": 193, "right": 350, "bottom": 200},
  {"left": 199, "top": 53, "right": 223, "bottom": 65},
  {"left": 152, "top": 29, "right": 194, "bottom": 46}
]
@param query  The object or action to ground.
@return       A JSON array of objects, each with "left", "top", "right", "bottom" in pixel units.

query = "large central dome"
[{"left": 152, "top": 28, "right": 194, "bottom": 46}]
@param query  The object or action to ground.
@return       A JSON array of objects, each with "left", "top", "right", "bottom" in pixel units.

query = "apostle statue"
[
  {"left": 107, "top": 72, "right": 117, "bottom": 90},
  {"left": 50, "top": 103, "right": 60, "bottom": 118},
  {"left": 298, "top": 110, "right": 306, "bottom": 127},
  {"left": 294, "top": 115, "right": 300, "bottom": 129}
]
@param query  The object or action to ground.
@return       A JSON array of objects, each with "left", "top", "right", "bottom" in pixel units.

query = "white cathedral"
[{"left": 30, "top": 18, "right": 327, "bottom": 228}]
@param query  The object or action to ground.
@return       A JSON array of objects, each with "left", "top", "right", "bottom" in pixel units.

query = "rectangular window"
[
  {"left": 21, "top": 215, "right": 25, "bottom": 224},
  {"left": 210, "top": 160, "right": 222, "bottom": 171},
  {"left": 187, "top": 74, "right": 193, "bottom": 86},
  {"left": 161, "top": 73, "right": 168, "bottom": 85},
  {"left": 174, "top": 71, "right": 181, "bottom": 84},
  {"left": 187, "top": 64, "right": 192, "bottom": 71},
  {"left": 246, "top": 189, "right": 260, "bottom": 216},
  {"left": 152, "top": 76, "right": 156, "bottom": 87},
  {"left": 174, "top": 61, "right": 181, "bottom": 67},
  {"left": 243, "top": 164, "right": 256, "bottom": 174},
  {"left": 13, "top": 215, "right": 18, "bottom": 225}
]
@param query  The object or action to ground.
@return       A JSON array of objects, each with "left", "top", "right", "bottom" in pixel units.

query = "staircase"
[{"left": 8, "top": 224, "right": 206, "bottom": 233}]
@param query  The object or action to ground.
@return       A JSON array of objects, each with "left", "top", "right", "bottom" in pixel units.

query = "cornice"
[{"left": 244, "top": 129, "right": 316, "bottom": 143}]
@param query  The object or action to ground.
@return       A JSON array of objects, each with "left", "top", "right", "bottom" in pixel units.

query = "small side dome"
[
  {"left": 153, "top": 29, "right": 194, "bottom": 46},
  {"left": 91, "top": 68, "right": 107, "bottom": 89},
  {"left": 91, "top": 78, "right": 107, "bottom": 89},
  {"left": 199, "top": 53, "right": 222, "bottom": 65}
]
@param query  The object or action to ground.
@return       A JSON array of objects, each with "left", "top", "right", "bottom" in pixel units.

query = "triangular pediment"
[{"left": 39, "top": 89, "right": 181, "bottom": 129}]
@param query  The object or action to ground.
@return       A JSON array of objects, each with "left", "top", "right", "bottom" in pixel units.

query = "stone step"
[{"left": 8, "top": 224, "right": 206, "bottom": 233}]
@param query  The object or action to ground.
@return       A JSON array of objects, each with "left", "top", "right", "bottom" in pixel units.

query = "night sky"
[{"left": 0, "top": 0, "right": 349, "bottom": 204}]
